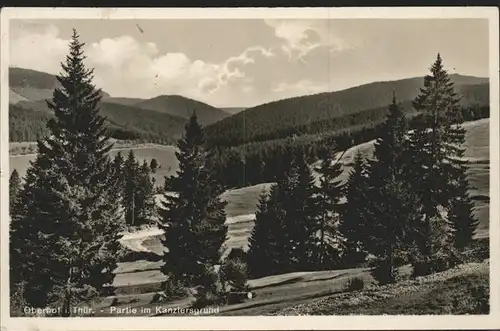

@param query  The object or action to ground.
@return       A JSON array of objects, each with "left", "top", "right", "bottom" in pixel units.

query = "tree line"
[
  {"left": 204, "top": 85, "right": 488, "bottom": 149},
  {"left": 211, "top": 103, "right": 489, "bottom": 189},
  {"left": 9, "top": 31, "right": 482, "bottom": 315},
  {"left": 9, "top": 102, "right": 184, "bottom": 145},
  {"left": 247, "top": 54, "right": 478, "bottom": 282}
]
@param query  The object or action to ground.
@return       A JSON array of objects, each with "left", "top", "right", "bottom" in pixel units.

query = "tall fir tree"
[
  {"left": 123, "top": 150, "right": 139, "bottom": 226},
  {"left": 120, "top": 152, "right": 156, "bottom": 227},
  {"left": 247, "top": 152, "right": 320, "bottom": 276},
  {"left": 137, "top": 160, "right": 157, "bottom": 222},
  {"left": 314, "top": 146, "right": 344, "bottom": 268},
  {"left": 247, "top": 187, "right": 287, "bottom": 278},
  {"left": 369, "top": 92, "right": 409, "bottom": 182},
  {"left": 363, "top": 95, "right": 419, "bottom": 283},
  {"left": 407, "top": 53, "right": 477, "bottom": 257},
  {"left": 150, "top": 158, "right": 158, "bottom": 173},
  {"left": 283, "top": 152, "right": 322, "bottom": 271},
  {"left": 159, "top": 112, "right": 228, "bottom": 289},
  {"left": 447, "top": 171, "right": 479, "bottom": 250},
  {"left": 9, "top": 30, "right": 124, "bottom": 316},
  {"left": 9, "top": 169, "right": 21, "bottom": 210},
  {"left": 112, "top": 152, "right": 125, "bottom": 189},
  {"left": 364, "top": 174, "right": 421, "bottom": 284},
  {"left": 339, "top": 151, "right": 369, "bottom": 266}
]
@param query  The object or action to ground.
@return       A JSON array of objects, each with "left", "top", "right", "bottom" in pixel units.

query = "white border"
[{"left": 1, "top": 7, "right": 499, "bottom": 331}]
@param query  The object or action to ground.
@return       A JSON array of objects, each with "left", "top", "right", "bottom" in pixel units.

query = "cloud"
[
  {"left": 9, "top": 24, "right": 275, "bottom": 106},
  {"left": 265, "top": 19, "right": 349, "bottom": 63},
  {"left": 272, "top": 79, "right": 329, "bottom": 97},
  {"left": 10, "top": 25, "right": 69, "bottom": 74}
]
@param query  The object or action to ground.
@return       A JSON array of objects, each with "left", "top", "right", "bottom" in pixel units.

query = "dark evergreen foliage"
[
  {"left": 204, "top": 78, "right": 488, "bottom": 148},
  {"left": 407, "top": 54, "right": 477, "bottom": 268},
  {"left": 246, "top": 187, "right": 285, "bottom": 278},
  {"left": 121, "top": 151, "right": 156, "bottom": 227},
  {"left": 150, "top": 158, "right": 159, "bottom": 173},
  {"left": 9, "top": 169, "right": 22, "bottom": 209},
  {"left": 211, "top": 104, "right": 489, "bottom": 190},
  {"left": 247, "top": 152, "right": 321, "bottom": 278},
  {"left": 9, "top": 30, "right": 124, "bottom": 316},
  {"left": 313, "top": 145, "right": 345, "bottom": 268},
  {"left": 339, "top": 151, "right": 370, "bottom": 266},
  {"left": 361, "top": 93, "right": 417, "bottom": 284},
  {"left": 159, "top": 112, "right": 228, "bottom": 290}
]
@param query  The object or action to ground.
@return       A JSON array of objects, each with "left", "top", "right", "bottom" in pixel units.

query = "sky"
[{"left": 9, "top": 18, "right": 489, "bottom": 108}]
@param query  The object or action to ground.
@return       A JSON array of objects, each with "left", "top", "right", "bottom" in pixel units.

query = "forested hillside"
[
  {"left": 211, "top": 104, "right": 490, "bottom": 188},
  {"left": 205, "top": 76, "right": 489, "bottom": 147},
  {"left": 8, "top": 67, "right": 229, "bottom": 142},
  {"left": 134, "top": 95, "right": 230, "bottom": 125},
  {"left": 10, "top": 67, "right": 110, "bottom": 101},
  {"left": 9, "top": 102, "right": 188, "bottom": 143}
]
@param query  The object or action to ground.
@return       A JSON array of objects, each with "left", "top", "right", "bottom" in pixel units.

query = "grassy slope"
[
  {"left": 98, "top": 260, "right": 489, "bottom": 316},
  {"left": 273, "top": 261, "right": 489, "bottom": 316}
]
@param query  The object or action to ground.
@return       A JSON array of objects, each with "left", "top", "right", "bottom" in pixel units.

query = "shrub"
[
  {"left": 345, "top": 277, "right": 365, "bottom": 292},
  {"left": 161, "top": 276, "right": 188, "bottom": 300},
  {"left": 192, "top": 265, "right": 227, "bottom": 308},
  {"left": 220, "top": 257, "right": 250, "bottom": 292},
  {"left": 460, "top": 238, "right": 489, "bottom": 263},
  {"left": 10, "top": 285, "right": 26, "bottom": 316},
  {"left": 411, "top": 248, "right": 462, "bottom": 278},
  {"left": 369, "top": 259, "right": 397, "bottom": 285}
]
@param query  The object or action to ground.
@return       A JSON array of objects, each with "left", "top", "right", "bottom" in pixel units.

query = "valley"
[
  {"left": 8, "top": 117, "right": 491, "bottom": 315},
  {"left": 8, "top": 65, "right": 491, "bottom": 317}
]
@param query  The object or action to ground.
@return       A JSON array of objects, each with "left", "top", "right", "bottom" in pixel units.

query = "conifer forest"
[{"left": 7, "top": 19, "right": 492, "bottom": 317}]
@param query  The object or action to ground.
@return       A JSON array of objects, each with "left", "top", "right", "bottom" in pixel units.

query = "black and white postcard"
[{"left": 1, "top": 6, "right": 499, "bottom": 331}]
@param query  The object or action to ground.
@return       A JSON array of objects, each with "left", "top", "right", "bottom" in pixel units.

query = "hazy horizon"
[{"left": 9, "top": 65, "right": 489, "bottom": 108}]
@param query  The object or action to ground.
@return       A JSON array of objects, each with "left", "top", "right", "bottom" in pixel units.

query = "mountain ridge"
[{"left": 204, "top": 74, "right": 489, "bottom": 147}]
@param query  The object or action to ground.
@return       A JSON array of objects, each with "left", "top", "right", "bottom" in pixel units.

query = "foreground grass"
[{"left": 274, "top": 260, "right": 489, "bottom": 316}]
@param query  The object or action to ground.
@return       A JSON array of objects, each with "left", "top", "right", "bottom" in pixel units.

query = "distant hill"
[
  {"left": 220, "top": 107, "right": 246, "bottom": 115},
  {"left": 9, "top": 67, "right": 110, "bottom": 102},
  {"left": 9, "top": 101, "right": 188, "bottom": 144},
  {"left": 8, "top": 67, "right": 230, "bottom": 143},
  {"left": 103, "top": 97, "right": 145, "bottom": 106},
  {"left": 205, "top": 75, "right": 489, "bottom": 147},
  {"left": 135, "top": 95, "right": 230, "bottom": 126}
]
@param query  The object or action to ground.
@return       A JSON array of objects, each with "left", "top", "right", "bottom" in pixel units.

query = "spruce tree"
[
  {"left": 248, "top": 151, "right": 320, "bottom": 276},
  {"left": 362, "top": 93, "right": 417, "bottom": 282},
  {"left": 339, "top": 151, "right": 369, "bottom": 266},
  {"left": 138, "top": 160, "right": 156, "bottom": 222},
  {"left": 9, "top": 29, "right": 124, "bottom": 316},
  {"left": 150, "top": 158, "right": 158, "bottom": 173},
  {"left": 314, "top": 147, "right": 344, "bottom": 267},
  {"left": 283, "top": 152, "right": 322, "bottom": 271},
  {"left": 364, "top": 174, "right": 421, "bottom": 284},
  {"left": 447, "top": 172, "right": 479, "bottom": 250},
  {"left": 9, "top": 169, "right": 21, "bottom": 209},
  {"left": 247, "top": 187, "right": 286, "bottom": 278},
  {"left": 369, "top": 92, "right": 408, "bottom": 182},
  {"left": 159, "top": 112, "right": 228, "bottom": 290},
  {"left": 123, "top": 150, "right": 139, "bottom": 226},
  {"left": 112, "top": 152, "right": 125, "bottom": 187},
  {"left": 407, "top": 53, "right": 476, "bottom": 259}
]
